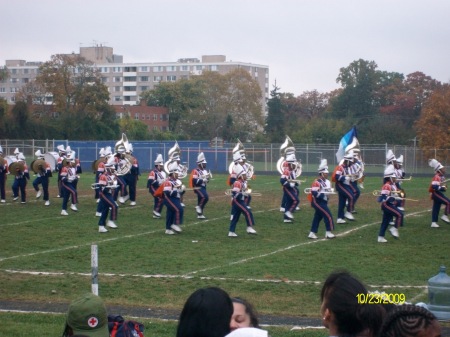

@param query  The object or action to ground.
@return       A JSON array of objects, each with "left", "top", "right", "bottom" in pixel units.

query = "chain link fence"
[{"left": 0, "top": 139, "right": 447, "bottom": 176}]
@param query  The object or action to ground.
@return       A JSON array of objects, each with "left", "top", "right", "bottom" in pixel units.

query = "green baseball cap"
[{"left": 65, "top": 293, "right": 109, "bottom": 337}]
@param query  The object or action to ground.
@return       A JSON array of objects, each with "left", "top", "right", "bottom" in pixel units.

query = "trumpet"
[
  {"left": 91, "top": 183, "right": 118, "bottom": 190},
  {"left": 304, "top": 188, "right": 336, "bottom": 195},
  {"left": 201, "top": 170, "right": 213, "bottom": 180},
  {"left": 372, "top": 190, "right": 404, "bottom": 196}
]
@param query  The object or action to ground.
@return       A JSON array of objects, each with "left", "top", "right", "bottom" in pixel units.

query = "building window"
[
  {"left": 196, "top": 65, "right": 203, "bottom": 70},
  {"left": 146, "top": 114, "right": 150, "bottom": 120},
  {"left": 113, "top": 67, "right": 122, "bottom": 72},
  {"left": 114, "top": 77, "right": 121, "bottom": 82},
  {"left": 124, "top": 76, "right": 136, "bottom": 82},
  {"left": 124, "top": 86, "right": 136, "bottom": 92},
  {"left": 140, "top": 76, "right": 149, "bottom": 82},
  {"left": 166, "top": 66, "right": 176, "bottom": 72},
  {"left": 11, "top": 69, "right": 17, "bottom": 74},
  {"left": 160, "top": 114, "right": 163, "bottom": 120},
  {"left": 135, "top": 113, "right": 139, "bottom": 120},
  {"left": 140, "top": 86, "right": 148, "bottom": 91},
  {"left": 140, "top": 66, "right": 148, "bottom": 72},
  {"left": 166, "top": 75, "right": 176, "bottom": 82},
  {"left": 181, "top": 65, "right": 189, "bottom": 71},
  {"left": 210, "top": 65, "right": 218, "bottom": 71},
  {"left": 153, "top": 76, "right": 162, "bottom": 82},
  {"left": 101, "top": 77, "right": 108, "bottom": 83},
  {"left": 22, "top": 78, "right": 29, "bottom": 83},
  {"left": 114, "top": 96, "right": 121, "bottom": 102},
  {"left": 153, "top": 114, "right": 158, "bottom": 120},
  {"left": 141, "top": 114, "right": 145, "bottom": 120},
  {"left": 124, "top": 66, "right": 137, "bottom": 72},
  {"left": 115, "top": 86, "right": 121, "bottom": 92},
  {"left": 0, "top": 87, "right": 5, "bottom": 93},
  {"left": 153, "top": 66, "right": 163, "bottom": 72},
  {"left": 24, "top": 69, "right": 29, "bottom": 74},
  {"left": 10, "top": 78, "right": 18, "bottom": 83}
]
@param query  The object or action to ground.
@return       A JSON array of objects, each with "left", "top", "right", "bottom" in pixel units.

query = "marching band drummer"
[
  {"left": 32, "top": 149, "right": 52, "bottom": 206},
  {"left": 97, "top": 157, "right": 119, "bottom": 233},
  {"left": 163, "top": 161, "right": 184, "bottom": 235},
  {"left": 308, "top": 159, "right": 335, "bottom": 239},
  {"left": 191, "top": 152, "right": 209, "bottom": 219},
  {"left": 280, "top": 153, "right": 300, "bottom": 223},
  {"left": 60, "top": 156, "right": 79, "bottom": 216},
  {"left": 0, "top": 146, "right": 8, "bottom": 203},
  {"left": 428, "top": 159, "right": 450, "bottom": 228},
  {"left": 147, "top": 154, "right": 166, "bottom": 219},
  {"left": 377, "top": 165, "right": 403, "bottom": 243},
  {"left": 334, "top": 150, "right": 357, "bottom": 224},
  {"left": 12, "top": 153, "right": 29, "bottom": 204},
  {"left": 228, "top": 165, "right": 257, "bottom": 237}
]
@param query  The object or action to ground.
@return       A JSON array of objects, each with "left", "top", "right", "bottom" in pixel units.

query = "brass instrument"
[
  {"left": 372, "top": 190, "right": 418, "bottom": 202},
  {"left": 164, "top": 142, "right": 188, "bottom": 179},
  {"left": 224, "top": 188, "right": 261, "bottom": 197},
  {"left": 304, "top": 187, "right": 336, "bottom": 195},
  {"left": 289, "top": 179, "right": 306, "bottom": 184},
  {"left": 228, "top": 140, "right": 254, "bottom": 179},
  {"left": 396, "top": 176, "right": 412, "bottom": 181},
  {"left": 277, "top": 136, "right": 302, "bottom": 177},
  {"left": 31, "top": 159, "right": 46, "bottom": 174}
]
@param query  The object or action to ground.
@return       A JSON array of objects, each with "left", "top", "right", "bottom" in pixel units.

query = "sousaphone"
[
  {"left": 277, "top": 136, "right": 302, "bottom": 176},
  {"left": 164, "top": 141, "right": 187, "bottom": 179}
]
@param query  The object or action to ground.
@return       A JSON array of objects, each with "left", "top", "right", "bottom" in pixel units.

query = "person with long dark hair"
[
  {"left": 177, "top": 287, "right": 233, "bottom": 337},
  {"left": 320, "top": 271, "right": 385, "bottom": 337}
]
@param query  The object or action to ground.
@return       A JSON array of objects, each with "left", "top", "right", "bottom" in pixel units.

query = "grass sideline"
[{"left": 0, "top": 172, "right": 449, "bottom": 336}]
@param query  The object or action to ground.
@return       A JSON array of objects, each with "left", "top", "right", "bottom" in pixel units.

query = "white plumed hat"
[
  {"left": 154, "top": 154, "right": 164, "bottom": 165},
  {"left": 286, "top": 153, "right": 296, "bottom": 163},
  {"left": 386, "top": 149, "right": 396, "bottom": 164},
  {"left": 396, "top": 155, "right": 403, "bottom": 165},
  {"left": 197, "top": 152, "right": 207, "bottom": 164},
  {"left": 233, "top": 152, "right": 242, "bottom": 162},
  {"left": 168, "top": 161, "right": 179, "bottom": 173},
  {"left": 35, "top": 149, "right": 44, "bottom": 158},
  {"left": 318, "top": 159, "right": 329, "bottom": 173},
  {"left": 384, "top": 164, "right": 396, "bottom": 178},
  {"left": 429, "top": 159, "right": 444, "bottom": 172}
]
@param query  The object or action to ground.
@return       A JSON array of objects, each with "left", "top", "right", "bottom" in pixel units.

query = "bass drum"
[{"left": 44, "top": 151, "right": 59, "bottom": 172}]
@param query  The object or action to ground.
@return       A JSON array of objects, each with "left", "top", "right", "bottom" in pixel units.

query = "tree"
[
  {"left": 32, "top": 54, "right": 119, "bottom": 139},
  {"left": 415, "top": 85, "right": 450, "bottom": 160},
  {"left": 332, "top": 59, "right": 379, "bottom": 121},
  {"left": 265, "top": 84, "right": 285, "bottom": 142},
  {"left": 9, "top": 101, "right": 29, "bottom": 138}
]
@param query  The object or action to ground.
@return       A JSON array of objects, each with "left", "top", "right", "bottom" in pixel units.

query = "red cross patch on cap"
[{"left": 88, "top": 316, "right": 99, "bottom": 328}]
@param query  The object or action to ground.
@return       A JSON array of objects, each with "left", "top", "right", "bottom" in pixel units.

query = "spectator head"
[
  {"left": 62, "top": 293, "right": 109, "bottom": 337},
  {"left": 230, "top": 297, "right": 260, "bottom": 331},
  {"left": 379, "top": 304, "right": 441, "bottom": 337},
  {"left": 177, "top": 287, "right": 233, "bottom": 337},
  {"left": 320, "top": 271, "right": 385, "bottom": 337}
]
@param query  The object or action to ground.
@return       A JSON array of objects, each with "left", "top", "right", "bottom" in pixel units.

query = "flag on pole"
[{"left": 336, "top": 126, "right": 358, "bottom": 162}]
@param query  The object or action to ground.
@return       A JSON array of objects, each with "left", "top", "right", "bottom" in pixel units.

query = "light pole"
[{"left": 215, "top": 125, "right": 223, "bottom": 171}]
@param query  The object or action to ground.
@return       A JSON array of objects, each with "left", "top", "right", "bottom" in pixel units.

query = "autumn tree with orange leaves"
[{"left": 415, "top": 85, "right": 450, "bottom": 161}]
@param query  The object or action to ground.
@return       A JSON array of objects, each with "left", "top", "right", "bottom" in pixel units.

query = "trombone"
[
  {"left": 304, "top": 188, "right": 336, "bottom": 195},
  {"left": 224, "top": 189, "right": 262, "bottom": 197},
  {"left": 372, "top": 190, "right": 418, "bottom": 202}
]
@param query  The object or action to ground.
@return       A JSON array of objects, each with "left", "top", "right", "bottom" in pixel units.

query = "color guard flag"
[{"left": 336, "top": 126, "right": 357, "bottom": 162}]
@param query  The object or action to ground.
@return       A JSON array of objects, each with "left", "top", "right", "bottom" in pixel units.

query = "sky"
[{"left": 2, "top": 0, "right": 450, "bottom": 95}]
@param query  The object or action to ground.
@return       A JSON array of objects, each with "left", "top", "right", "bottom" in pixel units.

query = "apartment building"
[{"left": 0, "top": 45, "right": 269, "bottom": 112}]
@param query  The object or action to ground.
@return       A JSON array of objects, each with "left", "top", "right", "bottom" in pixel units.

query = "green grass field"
[{"left": 1, "top": 172, "right": 449, "bottom": 336}]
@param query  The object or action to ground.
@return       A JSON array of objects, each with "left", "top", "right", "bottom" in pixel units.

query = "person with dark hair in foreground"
[
  {"left": 230, "top": 297, "right": 260, "bottom": 331},
  {"left": 379, "top": 304, "right": 441, "bottom": 337},
  {"left": 320, "top": 271, "right": 385, "bottom": 337},
  {"left": 177, "top": 287, "right": 233, "bottom": 337}
]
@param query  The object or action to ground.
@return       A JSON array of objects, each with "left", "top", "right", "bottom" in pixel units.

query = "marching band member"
[
  {"left": 228, "top": 165, "right": 257, "bottom": 237},
  {"left": 60, "top": 156, "right": 79, "bottom": 216},
  {"left": 114, "top": 145, "right": 128, "bottom": 203},
  {"left": 12, "top": 153, "right": 29, "bottom": 203},
  {"left": 240, "top": 153, "right": 253, "bottom": 209},
  {"left": 228, "top": 152, "right": 243, "bottom": 188},
  {"left": 347, "top": 150, "right": 363, "bottom": 213},
  {"left": 97, "top": 157, "right": 119, "bottom": 233},
  {"left": 163, "top": 162, "right": 184, "bottom": 235},
  {"left": 395, "top": 154, "right": 406, "bottom": 211},
  {"left": 147, "top": 154, "right": 166, "bottom": 219},
  {"left": 308, "top": 159, "right": 335, "bottom": 239},
  {"left": 94, "top": 147, "right": 106, "bottom": 204},
  {"left": 377, "top": 164, "right": 403, "bottom": 242},
  {"left": 428, "top": 159, "right": 450, "bottom": 228},
  {"left": 334, "top": 150, "right": 356, "bottom": 224},
  {"left": 124, "top": 143, "right": 139, "bottom": 206},
  {"left": 66, "top": 146, "right": 82, "bottom": 190},
  {"left": 56, "top": 144, "right": 67, "bottom": 198},
  {"left": 191, "top": 152, "right": 209, "bottom": 219},
  {"left": 280, "top": 153, "right": 300, "bottom": 223},
  {"left": 32, "top": 150, "right": 52, "bottom": 206},
  {"left": 0, "top": 145, "right": 8, "bottom": 203}
]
